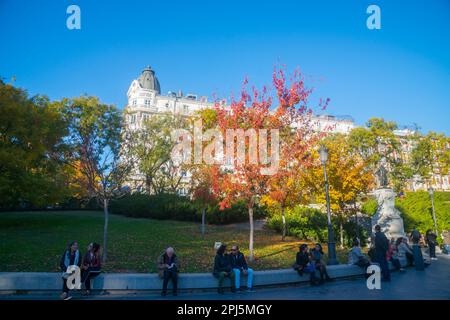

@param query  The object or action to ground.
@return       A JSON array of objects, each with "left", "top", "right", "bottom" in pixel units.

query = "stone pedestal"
[{"left": 371, "top": 188, "right": 406, "bottom": 240}]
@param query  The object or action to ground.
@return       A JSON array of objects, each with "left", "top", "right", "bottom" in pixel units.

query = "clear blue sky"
[{"left": 1, "top": 0, "right": 449, "bottom": 134}]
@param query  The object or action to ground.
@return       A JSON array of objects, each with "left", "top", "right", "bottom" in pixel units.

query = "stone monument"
[{"left": 371, "top": 164, "right": 406, "bottom": 240}]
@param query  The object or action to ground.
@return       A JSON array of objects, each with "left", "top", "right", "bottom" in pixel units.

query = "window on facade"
[
  {"left": 183, "top": 105, "right": 189, "bottom": 113},
  {"left": 132, "top": 99, "right": 137, "bottom": 106},
  {"left": 130, "top": 115, "right": 136, "bottom": 123},
  {"left": 144, "top": 99, "right": 150, "bottom": 106}
]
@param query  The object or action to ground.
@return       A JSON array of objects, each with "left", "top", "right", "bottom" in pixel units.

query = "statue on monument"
[
  {"left": 371, "top": 161, "right": 406, "bottom": 240},
  {"left": 375, "top": 164, "right": 388, "bottom": 188}
]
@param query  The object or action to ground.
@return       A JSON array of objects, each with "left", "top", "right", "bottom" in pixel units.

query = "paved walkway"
[{"left": 1, "top": 254, "right": 449, "bottom": 300}]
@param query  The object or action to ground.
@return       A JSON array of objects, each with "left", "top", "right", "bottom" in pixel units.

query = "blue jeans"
[{"left": 232, "top": 268, "right": 253, "bottom": 289}]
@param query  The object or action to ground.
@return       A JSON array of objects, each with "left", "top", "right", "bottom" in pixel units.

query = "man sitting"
[{"left": 230, "top": 245, "right": 254, "bottom": 292}]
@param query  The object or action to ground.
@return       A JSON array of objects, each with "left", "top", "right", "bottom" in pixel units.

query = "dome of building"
[{"left": 138, "top": 66, "right": 161, "bottom": 94}]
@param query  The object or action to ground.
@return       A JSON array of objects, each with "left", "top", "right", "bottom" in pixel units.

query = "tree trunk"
[
  {"left": 281, "top": 206, "right": 286, "bottom": 241},
  {"left": 103, "top": 198, "right": 109, "bottom": 263},
  {"left": 145, "top": 175, "right": 152, "bottom": 194},
  {"left": 201, "top": 207, "right": 206, "bottom": 238},
  {"left": 340, "top": 220, "right": 344, "bottom": 249},
  {"left": 248, "top": 206, "right": 254, "bottom": 262}
]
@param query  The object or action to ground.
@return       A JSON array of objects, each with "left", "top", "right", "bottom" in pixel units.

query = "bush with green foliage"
[
  {"left": 267, "top": 205, "right": 368, "bottom": 245},
  {"left": 360, "top": 191, "right": 450, "bottom": 241},
  {"left": 109, "top": 193, "right": 266, "bottom": 225},
  {"left": 361, "top": 198, "right": 378, "bottom": 217},
  {"left": 395, "top": 191, "right": 450, "bottom": 237}
]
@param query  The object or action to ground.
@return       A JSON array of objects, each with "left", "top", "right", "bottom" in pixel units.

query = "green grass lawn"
[{"left": 0, "top": 211, "right": 348, "bottom": 273}]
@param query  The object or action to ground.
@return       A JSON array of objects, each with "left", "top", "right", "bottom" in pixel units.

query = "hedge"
[
  {"left": 109, "top": 193, "right": 266, "bottom": 225},
  {"left": 266, "top": 206, "right": 369, "bottom": 246},
  {"left": 395, "top": 191, "right": 450, "bottom": 236}
]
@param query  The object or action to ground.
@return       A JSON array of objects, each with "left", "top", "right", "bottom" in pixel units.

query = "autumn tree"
[
  {"left": 209, "top": 68, "right": 324, "bottom": 260},
  {"left": 305, "top": 134, "right": 374, "bottom": 247}
]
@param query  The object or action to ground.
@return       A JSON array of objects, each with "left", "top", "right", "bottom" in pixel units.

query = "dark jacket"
[
  {"left": 60, "top": 250, "right": 82, "bottom": 272},
  {"left": 157, "top": 253, "right": 179, "bottom": 278},
  {"left": 230, "top": 252, "right": 248, "bottom": 270},
  {"left": 296, "top": 251, "right": 311, "bottom": 268},
  {"left": 410, "top": 229, "right": 421, "bottom": 244},
  {"left": 213, "top": 253, "right": 232, "bottom": 276},
  {"left": 426, "top": 232, "right": 437, "bottom": 246},
  {"left": 375, "top": 231, "right": 389, "bottom": 255}
]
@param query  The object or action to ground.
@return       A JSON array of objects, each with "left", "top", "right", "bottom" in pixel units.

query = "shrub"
[
  {"left": 361, "top": 198, "right": 377, "bottom": 216},
  {"left": 395, "top": 191, "right": 450, "bottom": 237},
  {"left": 267, "top": 206, "right": 328, "bottom": 242},
  {"left": 110, "top": 193, "right": 267, "bottom": 225},
  {"left": 267, "top": 205, "right": 369, "bottom": 245}
]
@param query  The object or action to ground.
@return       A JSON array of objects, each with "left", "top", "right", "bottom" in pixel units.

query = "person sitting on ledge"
[
  {"left": 293, "top": 244, "right": 320, "bottom": 286},
  {"left": 310, "top": 243, "right": 333, "bottom": 283},
  {"left": 59, "top": 241, "right": 82, "bottom": 300},
  {"left": 213, "top": 244, "right": 236, "bottom": 294},
  {"left": 230, "top": 245, "right": 254, "bottom": 292},
  {"left": 348, "top": 239, "right": 371, "bottom": 272},
  {"left": 81, "top": 242, "right": 102, "bottom": 295},
  {"left": 387, "top": 238, "right": 404, "bottom": 272},
  {"left": 157, "top": 246, "right": 179, "bottom": 296},
  {"left": 397, "top": 237, "right": 414, "bottom": 267}
]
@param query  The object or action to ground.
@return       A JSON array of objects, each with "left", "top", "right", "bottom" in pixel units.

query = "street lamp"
[
  {"left": 428, "top": 187, "right": 438, "bottom": 235},
  {"left": 318, "top": 145, "right": 338, "bottom": 265}
]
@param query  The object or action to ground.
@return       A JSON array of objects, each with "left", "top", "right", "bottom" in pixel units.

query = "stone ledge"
[{"left": 0, "top": 264, "right": 365, "bottom": 291}]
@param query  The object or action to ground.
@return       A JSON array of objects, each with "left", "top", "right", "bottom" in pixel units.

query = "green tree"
[
  {"left": 348, "top": 118, "right": 410, "bottom": 191},
  {"left": 126, "top": 113, "right": 188, "bottom": 194},
  {"left": 0, "top": 81, "right": 69, "bottom": 209},
  {"left": 55, "top": 96, "right": 131, "bottom": 262}
]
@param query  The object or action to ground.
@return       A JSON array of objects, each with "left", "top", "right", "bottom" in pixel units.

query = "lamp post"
[
  {"left": 319, "top": 145, "right": 338, "bottom": 265},
  {"left": 428, "top": 187, "right": 438, "bottom": 235}
]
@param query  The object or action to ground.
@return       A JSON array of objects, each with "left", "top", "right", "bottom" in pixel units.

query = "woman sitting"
[
  {"left": 294, "top": 244, "right": 320, "bottom": 286},
  {"left": 310, "top": 243, "right": 333, "bottom": 283}
]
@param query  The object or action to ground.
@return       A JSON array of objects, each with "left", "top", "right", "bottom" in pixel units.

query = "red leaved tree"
[{"left": 209, "top": 67, "right": 326, "bottom": 260}]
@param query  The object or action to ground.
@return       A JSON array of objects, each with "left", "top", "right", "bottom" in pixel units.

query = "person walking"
[
  {"left": 230, "top": 245, "right": 254, "bottom": 292},
  {"left": 157, "top": 247, "right": 179, "bottom": 296},
  {"left": 374, "top": 225, "right": 391, "bottom": 281}
]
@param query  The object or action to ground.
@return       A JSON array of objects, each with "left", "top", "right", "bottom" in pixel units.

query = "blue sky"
[{"left": 1, "top": 0, "right": 449, "bottom": 134}]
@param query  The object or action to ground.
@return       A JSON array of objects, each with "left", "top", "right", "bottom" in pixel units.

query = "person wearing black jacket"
[
  {"left": 213, "top": 244, "right": 236, "bottom": 294},
  {"left": 425, "top": 229, "right": 438, "bottom": 260},
  {"left": 230, "top": 245, "right": 254, "bottom": 292},
  {"left": 374, "top": 225, "right": 391, "bottom": 281},
  {"left": 59, "top": 241, "right": 82, "bottom": 300},
  {"left": 293, "top": 244, "right": 320, "bottom": 286}
]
